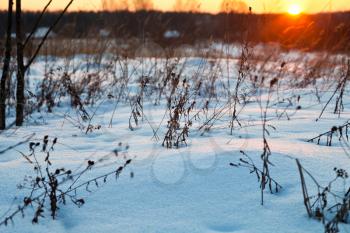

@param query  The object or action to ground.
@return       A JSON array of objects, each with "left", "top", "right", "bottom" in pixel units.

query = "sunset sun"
[{"left": 288, "top": 4, "right": 302, "bottom": 15}]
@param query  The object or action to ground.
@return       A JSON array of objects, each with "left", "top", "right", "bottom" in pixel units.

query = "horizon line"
[{"left": 1, "top": 9, "right": 349, "bottom": 16}]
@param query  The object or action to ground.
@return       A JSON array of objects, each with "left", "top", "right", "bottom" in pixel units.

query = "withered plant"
[
  {"left": 129, "top": 76, "right": 148, "bottom": 130},
  {"left": 162, "top": 77, "right": 196, "bottom": 149},
  {"left": 230, "top": 150, "right": 282, "bottom": 194},
  {"left": 296, "top": 159, "right": 350, "bottom": 233},
  {"left": 0, "top": 136, "right": 133, "bottom": 226},
  {"left": 308, "top": 121, "right": 350, "bottom": 147},
  {"left": 317, "top": 59, "right": 349, "bottom": 121}
]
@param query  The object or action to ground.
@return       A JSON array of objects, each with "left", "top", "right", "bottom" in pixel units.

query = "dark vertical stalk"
[
  {"left": 0, "top": 0, "right": 14, "bottom": 130},
  {"left": 16, "top": 0, "right": 25, "bottom": 126}
]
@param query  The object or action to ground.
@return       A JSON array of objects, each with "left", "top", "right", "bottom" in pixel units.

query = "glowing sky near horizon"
[{"left": 0, "top": 0, "right": 349, "bottom": 13}]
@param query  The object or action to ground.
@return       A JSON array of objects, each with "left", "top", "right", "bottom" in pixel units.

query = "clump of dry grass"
[{"left": 162, "top": 76, "right": 196, "bottom": 149}]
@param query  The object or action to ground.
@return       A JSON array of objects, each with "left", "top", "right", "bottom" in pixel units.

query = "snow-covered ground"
[{"left": 1, "top": 49, "right": 350, "bottom": 232}]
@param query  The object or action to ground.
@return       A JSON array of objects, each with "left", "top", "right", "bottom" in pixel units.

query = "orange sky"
[{"left": 0, "top": 0, "right": 349, "bottom": 14}]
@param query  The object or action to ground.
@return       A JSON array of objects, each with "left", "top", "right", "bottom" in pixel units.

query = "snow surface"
[
  {"left": 1, "top": 51, "right": 350, "bottom": 233},
  {"left": 26, "top": 27, "right": 56, "bottom": 39},
  {"left": 164, "top": 30, "right": 180, "bottom": 39}
]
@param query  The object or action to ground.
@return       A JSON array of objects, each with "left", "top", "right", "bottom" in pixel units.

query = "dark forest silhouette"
[{"left": 0, "top": 10, "right": 349, "bottom": 52}]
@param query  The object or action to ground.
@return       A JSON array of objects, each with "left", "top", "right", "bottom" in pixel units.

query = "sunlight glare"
[{"left": 288, "top": 4, "right": 302, "bottom": 15}]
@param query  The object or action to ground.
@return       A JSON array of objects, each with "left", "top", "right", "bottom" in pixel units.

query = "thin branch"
[
  {"left": 0, "top": 133, "right": 35, "bottom": 155},
  {"left": 25, "top": 0, "right": 74, "bottom": 71},
  {"left": 23, "top": 0, "right": 53, "bottom": 48}
]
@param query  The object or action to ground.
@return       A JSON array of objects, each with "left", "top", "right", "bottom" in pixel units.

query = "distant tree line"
[{"left": 0, "top": 10, "right": 350, "bottom": 52}]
